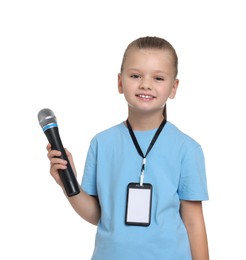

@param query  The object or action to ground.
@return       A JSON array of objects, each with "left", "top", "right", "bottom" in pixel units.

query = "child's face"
[{"left": 118, "top": 49, "right": 179, "bottom": 116}]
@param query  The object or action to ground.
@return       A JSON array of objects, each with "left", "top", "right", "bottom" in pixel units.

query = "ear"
[
  {"left": 118, "top": 73, "right": 123, "bottom": 94},
  {"left": 169, "top": 79, "right": 179, "bottom": 99}
]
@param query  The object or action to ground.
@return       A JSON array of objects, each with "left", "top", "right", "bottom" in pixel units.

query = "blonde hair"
[{"left": 120, "top": 36, "right": 179, "bottom": 119}]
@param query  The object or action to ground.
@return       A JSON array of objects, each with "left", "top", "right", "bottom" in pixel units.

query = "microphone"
[{"left": 38, "top": 108, "right": 80, "bottom": 197}]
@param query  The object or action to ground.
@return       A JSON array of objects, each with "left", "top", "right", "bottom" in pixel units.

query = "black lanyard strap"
[
  {"left": 126, "top": 118, "right": 166, "bottom": 159},
  {"left": 126, "top": 118, "right": 167, "bottom": 185}
]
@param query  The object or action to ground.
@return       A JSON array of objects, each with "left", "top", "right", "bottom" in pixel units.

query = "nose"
[{"left": 139, "top": 77, "right": 152, "bottom": 90}]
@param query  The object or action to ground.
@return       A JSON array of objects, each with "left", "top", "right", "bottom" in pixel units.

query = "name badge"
[{"left": 125, "top": 183, "right": 153, "bottom": 226}]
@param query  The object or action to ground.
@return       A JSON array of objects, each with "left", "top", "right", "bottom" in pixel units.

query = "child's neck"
[{"left": 127, "top": 112, "right": 165, "bottom": 131}]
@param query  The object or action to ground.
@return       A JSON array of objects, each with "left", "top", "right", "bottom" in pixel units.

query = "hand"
[{"left": 46, "top": 144, "right": 77, "bottom": 187}]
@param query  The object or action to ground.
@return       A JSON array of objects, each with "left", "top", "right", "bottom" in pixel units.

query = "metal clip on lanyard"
[{"left": 126, "top": 119, "right": 167, "bottom": 186}]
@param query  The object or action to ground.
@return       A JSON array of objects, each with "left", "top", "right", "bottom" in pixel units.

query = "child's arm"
[
  {"left": 180, "top": 200, "right": 209, "bottom": 260},
  {"left": 47, "top": 144, "right": 101, "bottom": 225}
]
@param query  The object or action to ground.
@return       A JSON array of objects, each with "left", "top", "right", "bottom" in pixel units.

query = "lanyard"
[{"left": 126, "top": 118, "right": 167, "bottom": 186}]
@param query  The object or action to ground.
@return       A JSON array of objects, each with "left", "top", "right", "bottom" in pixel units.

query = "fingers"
[
  {"left": 46, "top": 144, "right": 66, "bottom": 174},
  {"left": 47, "top": 150, "right": 67, "bottom": 167},
  {"left": 46, "top": 143, "right": 52, "bottom": 152},
  {"left": 46, "top": 144, "right": 70, "bottom": 161},
  {"left": 50, "top": 157, "right": 67, "bottom": 169},
  {"left": 47, "top": 149, "right": 61, "bottom": 160},
  {"left": 46, "top": 143, "right": 77, "bottom": 183}
]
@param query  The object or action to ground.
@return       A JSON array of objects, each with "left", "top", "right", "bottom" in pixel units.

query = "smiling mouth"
[{"left": 136, "top": 94, "right": 155, "bottom": 100}]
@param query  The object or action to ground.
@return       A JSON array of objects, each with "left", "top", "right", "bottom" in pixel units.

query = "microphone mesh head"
[{"left": 38, "top": 108, "right": 57, "bottom": 128}]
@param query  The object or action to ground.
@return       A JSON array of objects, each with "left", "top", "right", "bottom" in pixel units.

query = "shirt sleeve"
[
  {"left": 178, "top": 144, "right": 209, "bottom": 201},
  {"left": 81, "top": 137, "right": 98, "bottom": 196}
]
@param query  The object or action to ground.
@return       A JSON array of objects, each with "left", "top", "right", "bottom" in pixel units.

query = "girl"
[{"left": 47, "top": 36, "right": 209, "bottom": 259}]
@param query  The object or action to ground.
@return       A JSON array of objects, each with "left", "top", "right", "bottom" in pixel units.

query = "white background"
[{"left": 1, "top": 0, "right": 245, "bottom": 259}]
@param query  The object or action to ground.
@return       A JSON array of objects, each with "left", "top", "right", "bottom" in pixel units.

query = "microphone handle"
[{"left": 45, "top": 127, "right": 80, "bottom": 197}]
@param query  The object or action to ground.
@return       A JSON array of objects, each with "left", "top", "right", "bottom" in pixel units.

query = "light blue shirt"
[{"left": 81, "top": 122, "right": 208, "bottom": 260}]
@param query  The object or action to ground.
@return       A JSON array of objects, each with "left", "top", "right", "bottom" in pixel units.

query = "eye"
[
  {"left": 155, "top": 76, "right": 164, "bottom": 81},
  {"left": 130, "top": 74, "right": 141, "bottom": 79}
]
